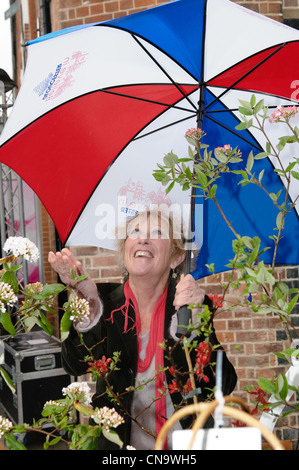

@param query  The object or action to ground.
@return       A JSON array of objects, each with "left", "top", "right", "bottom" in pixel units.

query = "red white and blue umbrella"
[{"left": 0, "top": 0, "right": 298, "bottom": 278}]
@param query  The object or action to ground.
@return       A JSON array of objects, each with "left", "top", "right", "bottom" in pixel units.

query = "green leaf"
[
  {"left": 195, "top": 169, "right": 208, "bottom": 188},
  {"left": 254, "top": 152, "right": 269, "bottom": 160},
  {"left": 184, "top": 166, "right": 192, "bottom": 180},
  {"left": 74, "top": 402, "right": 95, "bottom": 417},
  {"left": 276, "top": 212, "right": 285, "bottom": 230},
  {"left": 269, "top": 192, "right": 277, "bottom": 202},
  {"left": 291, "top": 170, "right": 299, "bottom": 180},
  {"left": 285, "top": 161, "right": 297, "bottom": 172},
  {"left": 253, "top": 99, "right": 264, "bottom": 115},
  {"left": 44, "top": 436, "right": 62, "bottom": 449},
  {"left": 239, "top": 106, "right": 253, "bottom": 116},
  {"left": 41, "top": 283, "right": 66, "bottom": 297},
  {"left": 10, "top": 265, "right": 22, "bottom": 273},
  {"left": 258, "top": 169, "right": 264, "bottom": 182},
  {"left": 37, "top": 311, "right": 53, "bottom": 336},
  {"left": 277, "top": 374, "right": 288, "bottom": 401},
  {"left": 165, "top": 181, "right": 175, "bottom": 194},
  {"left": 24, "top": 315, "right": 39, "bottom": 332},
  {"left": 153, "top": 171, "right": 166, "bottom": 182},
  {"left": 1, "top": 271, "right": 19, "bottom": 294},
  {"left": 102, "top": 428, "right": 123, "bottom": 449},
  {"left": 4, "top": 433, "right": 27, "bottom": 450},
  {"left": 239, "top": 99, "right": 252, "bottom": 109},
  {"left": 287, "top": 292, "right": 299, "bottom": 314},
  {"left": 246, "top": 151, "right": 254, "bottom": 172},
  {"left": 0, "top": 311, "right": 16, "bottom": 336},
  {"left": 250, "top": 95, "right": 256, "bottom": 107},
  {"left": 209, "top": 184, "right": 217, "bottom": 198},
  {"left": 160, "top": 174, "right": 171, "bottom": 186},
  {"left": 0, "top": 365, "right": 16, "bottom": 393},
  {"left": 163, "top": 152, "right": 178, "bottom": 168},
  {"left": 235, "top": 121, "right": 249, "bottom": 131},
  {"left": 258, "top": 377, "right": 276, "bottom": 394},
  {"left": 60, "top": 311, "right": 72, "bottom": 342}
]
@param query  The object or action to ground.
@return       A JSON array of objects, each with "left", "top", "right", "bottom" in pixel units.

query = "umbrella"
[{"left": 0, "top": 0, "right": 298, "bottom": 281}]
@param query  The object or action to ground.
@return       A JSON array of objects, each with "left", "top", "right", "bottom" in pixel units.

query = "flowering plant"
[
  {"left": 1, "top": 382, "right": 124, "bottom": 450},
  {"left": 0, "top": 233, "right": 219, "bottom": 449},
  {"left": 153, "top": 96, "right": 299, "bottom": 436},
  {"left": 0, "top": 237, "right": 127, "bottom": 450}
]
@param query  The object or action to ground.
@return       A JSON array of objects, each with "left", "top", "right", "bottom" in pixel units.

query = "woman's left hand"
[{"left": 173, "top": 274, "right": 205, "bottom": 322}]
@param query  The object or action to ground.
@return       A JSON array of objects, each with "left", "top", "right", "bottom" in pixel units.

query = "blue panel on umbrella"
[
  {"left": 193, "top": 90, "right": 299, "bottom": 278},
  {"left": 107, "top": 0, "right": 205, "bottom": 81}
]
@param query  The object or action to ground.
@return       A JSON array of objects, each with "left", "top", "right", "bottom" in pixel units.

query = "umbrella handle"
[
  {"left": 176, "top": 246, "right": 193, "bottom": 337},
  {"left": 176, "top": 305, "right": 191, "bottom": 337}
]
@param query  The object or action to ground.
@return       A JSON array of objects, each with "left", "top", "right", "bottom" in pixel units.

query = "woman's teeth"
[{"left": 134, "top": 251, "right": 153, "bottom": 258}]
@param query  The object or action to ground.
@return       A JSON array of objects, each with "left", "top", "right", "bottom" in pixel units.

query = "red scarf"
[{"left": 108, "top": 281, "right": 169, "bottom": 449}]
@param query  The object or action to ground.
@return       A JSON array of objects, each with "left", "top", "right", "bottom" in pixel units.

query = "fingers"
[
  {"left": 173, "top": 274, "right": 205, "bottom": 310},
  {"left": 48, "top": 248, "right": 85, "bottom": 284},
  {"left": 48, "top": 249, "right": 99, "bottom": 311}
]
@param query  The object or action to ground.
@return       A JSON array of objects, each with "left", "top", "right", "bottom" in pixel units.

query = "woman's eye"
[
  {"left": 127, "top": 227, "right": 140, "bottom": 238},
  {"left": 151, "top": 229, "right": 163, "bottom": 237}
]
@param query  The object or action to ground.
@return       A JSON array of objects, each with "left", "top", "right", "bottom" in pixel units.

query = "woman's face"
[{"left": 124, "top": 214, "right": 178, "bottom": 281}]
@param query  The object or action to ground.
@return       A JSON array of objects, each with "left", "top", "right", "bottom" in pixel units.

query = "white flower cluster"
[
  {"left": 0, "top": 415, "right": 13, "bottom": 437},
  {"left": 62, "top": 381, "right": 92, "bottom": 406},
  {"left": 3, "top": 236, "right": 39, "bottom": 263},
  {"left": 0, "top": 282, "right": 18, "bottom": 312},
  {"left": 25, "top": 282, "right": 44, "bottom": 295},
  {"left": 43, "top": 400, "right": 65, "bottom": 408},
  {"left": 91, "top": 407, "right": 125, "bottom": 431},
  {"left": 68, "top": 297, "right": 90, "bottom": 323}
]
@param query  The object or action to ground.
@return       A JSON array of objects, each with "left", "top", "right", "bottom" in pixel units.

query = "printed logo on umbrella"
[
  {"left": 33, "top": 50, "right": 88, "bottom": 102},
  {"left": 118, "top": 178, "right": 172, "bottom": 218}
]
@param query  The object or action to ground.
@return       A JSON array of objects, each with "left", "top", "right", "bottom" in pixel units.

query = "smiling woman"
[{"left": 48, "top": 208, "right": 237, "bottom": 450}]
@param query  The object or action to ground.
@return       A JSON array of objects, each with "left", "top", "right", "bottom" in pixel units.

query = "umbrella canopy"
[{"left": 0, "top": 0, "right": 298, "bottom": 278}]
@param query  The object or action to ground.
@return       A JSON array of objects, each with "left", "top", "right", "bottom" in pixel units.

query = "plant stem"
[{"left": 211, "top": 197, "right": 239, "bottom": 238}]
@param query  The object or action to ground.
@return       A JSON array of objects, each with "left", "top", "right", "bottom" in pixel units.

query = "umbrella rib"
[
  {"left": 133, "top": 114, "right": 195, "bottom": 141},
  {"left": 131, "top": 33, "right": 198, "bottom": 112},
  {"left": 204, "top": 43, "right": 286, "bottom": 112},
  {"left": 100, "top": 86, "right": 197, "bottom": 114},
  {"left": 204, "top": 114, "right": 262, "bottom": 151},
  {"left": 205, "top": 104, "right": 279, "bottom": 114}
]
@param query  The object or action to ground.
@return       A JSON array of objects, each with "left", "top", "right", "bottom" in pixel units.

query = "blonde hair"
[{"left": 116, "top": 208, "right": 197, "bottom": 278}]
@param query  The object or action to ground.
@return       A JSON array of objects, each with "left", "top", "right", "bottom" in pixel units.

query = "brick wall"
[
  {"left": 52, "top": 0, "right": 288, "bottom": 26},
  {"left": 53, "top": 0, "right": 171, "bottom": 29}
]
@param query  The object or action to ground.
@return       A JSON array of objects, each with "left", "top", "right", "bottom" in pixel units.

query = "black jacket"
[{"left": 61, "top": 280, "right": 237, "bottom": 449}]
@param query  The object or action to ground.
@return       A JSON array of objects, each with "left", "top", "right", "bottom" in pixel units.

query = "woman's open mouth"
[{"left": 134, "top": 250, "right": 153, "bottom": 258}]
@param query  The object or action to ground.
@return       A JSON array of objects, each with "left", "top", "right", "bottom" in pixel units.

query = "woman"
[{"left": 49, "top": 209, "right": 237, "bottom": 449}]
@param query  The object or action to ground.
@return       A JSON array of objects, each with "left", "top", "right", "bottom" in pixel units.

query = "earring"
[
  {"left": 171, "top": 268, "right": 178, "bottom": 280},
  {"left": 123, "top": 267, "right": 128, "bottom": 278}
]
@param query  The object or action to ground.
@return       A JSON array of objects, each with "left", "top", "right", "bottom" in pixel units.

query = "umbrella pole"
[
  {"left": 176, "top": 79, "right": 205, "bottom": 337},
  {"left": 175, "top": 186, "right": 197, "bottom": 337}
]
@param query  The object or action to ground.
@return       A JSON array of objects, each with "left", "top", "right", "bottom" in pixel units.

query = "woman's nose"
[{"left": 138, "top": 233, "right": 149, "bottom": 242}]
